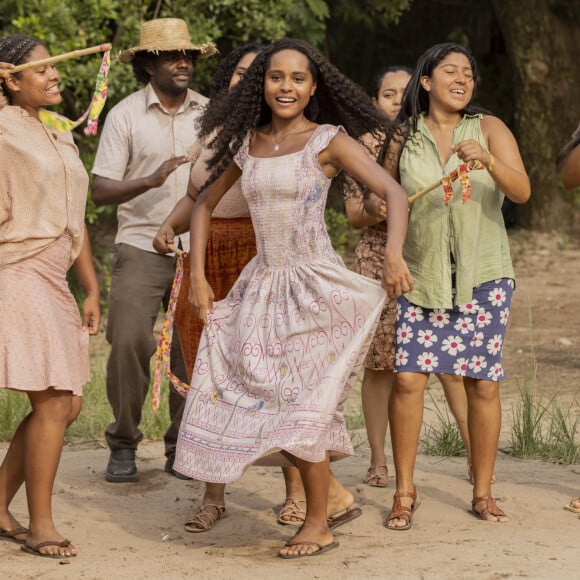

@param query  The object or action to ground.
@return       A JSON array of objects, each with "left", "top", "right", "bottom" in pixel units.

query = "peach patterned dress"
[{"left": 174, "top": 125, "right": 386, "bottom": 482}]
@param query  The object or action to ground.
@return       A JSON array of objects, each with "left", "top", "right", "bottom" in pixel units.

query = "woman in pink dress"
[
  {"left": 0, "top": 35, "right": 100, "bottom": 559},
  {"left": 174, "top": 38, "right": 413, "bottom": 558}
]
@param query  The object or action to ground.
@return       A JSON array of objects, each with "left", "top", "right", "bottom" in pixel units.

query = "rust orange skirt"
[{"left": 175, "top": 218, "right": 256, "bottom": 380}]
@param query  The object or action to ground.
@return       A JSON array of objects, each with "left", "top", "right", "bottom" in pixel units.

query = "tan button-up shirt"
[
  {"left": 0, "top": 106, "right": 88, "bottom": 266},
  {"left": 92, "top": 84, "right": 207, "bottom": 252}
]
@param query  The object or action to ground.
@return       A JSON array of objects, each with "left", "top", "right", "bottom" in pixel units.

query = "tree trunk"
[{"left": 491, "top": 0, "right": 580, "bottom": 231}]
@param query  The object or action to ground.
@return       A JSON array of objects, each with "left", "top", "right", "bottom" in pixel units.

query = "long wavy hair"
[
  {"left": 379, "top": 42, "right": 489, "bottom": 169},
  {"left": 208, "top": 42, "right": 264, "bottom": 100},
  {"left": 0, "top": 34, "right": 44, "bottom": 107},
  {"left": 199, "top": 37, "right": 390, "bottom": 186}
]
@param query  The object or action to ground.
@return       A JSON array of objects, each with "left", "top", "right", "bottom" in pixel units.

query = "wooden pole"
[
  {"left": 167, "top": 243, "right": 184, "bottom": 256},
  {"left": 408, "top": 161, "right": 484, "bottom": 204},
  {"left": 408, "top": 180, "right": 442, "bottom": 204},
  {"left": 10, "top": 43, "right": 112, "bottom": 73}
]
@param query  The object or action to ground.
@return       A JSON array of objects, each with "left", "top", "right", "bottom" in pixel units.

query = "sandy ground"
[{"left": 1, "top": 230, "right": 579, "bottom": 579}]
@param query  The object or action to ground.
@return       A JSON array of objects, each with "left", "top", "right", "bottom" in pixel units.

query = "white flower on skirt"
[
  {"left": 475, "top": 310, "right": 492, "bottom": 328},
  {"left": 486, "top": 334, "right": 503, "bottom": 356},
  {"left": 404, "top": 305, "right": 425, "bottom": 323},
  {"left": 453, "top": 357, "right": 469, "bottom": 374},
  {"left": 499, "top": 307, "right": 510, "bottom": 326},
  {"left": 441, "top": 335, "right": 466, "bottom": 356},
  {"left": 429, "top": 309, "right": 450, "bottom": 328},
  {"left": 397, "top": 322, "right": 414, "bottom": 344},
  {"left": 458, "top": 299, "right": 479, "bottom": 315},
  {"left": 487, "top": 363, "right": 503, "bottom": 379},
  {"left": 469, "top": 331, "right": 484, "bottom": 347},
  {"left": 417, "top": 352, "right": 439, "bottom": 372},
  {"left": 454, "top": 316, "right": 475, "bottom": 334},
  {"left": 469, "top": 355, "right": 488, "bottom": 373},
  {"left": 395, "top": 347, "right": 409, "bottom": 366},
  {"left": 417, "top": 329, "right": 437, "bottom": 347},
  {"left": 489, "top": 286, "right": 507, "bottom": 307}
]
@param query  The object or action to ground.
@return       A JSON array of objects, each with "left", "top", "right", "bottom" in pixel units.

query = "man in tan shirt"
[{"left": 92, "top": 18, "right": 216, "bottom": 482}]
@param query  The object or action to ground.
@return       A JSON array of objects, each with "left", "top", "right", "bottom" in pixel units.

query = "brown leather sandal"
[
  {"left": 384, "top": 488, "right": 420, "bottom": 531},
  {"left": 0, "top": 526, "right": 28, "bottom": 545},
  {"left": 363, "top": 465, "right": 388, "bottom": 487},
  {"left": 184, "top": 504, "right": 226, "bottom": 533},
  {"left": 471, "top": 495, "right": 508, "bottom": 522}
]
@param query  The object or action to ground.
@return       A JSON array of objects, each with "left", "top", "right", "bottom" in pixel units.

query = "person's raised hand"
[{"left": 146, "top": 155, "right": 189, "bottom": 189}]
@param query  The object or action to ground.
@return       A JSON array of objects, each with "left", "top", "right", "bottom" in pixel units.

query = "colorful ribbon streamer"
[
  {"left": 38, "top": 48, "right": 110, "bottom": 136},
  {"left": 152, "top": 253, "right": 190, "bottom": 413}
]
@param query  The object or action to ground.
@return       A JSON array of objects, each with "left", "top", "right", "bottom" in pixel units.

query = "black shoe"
[
  {"left": 106, "top": 449, "right": 138, "bottom": 483},
  {"left": 165, "top": 456, "right": 192, "bottom": 480}
]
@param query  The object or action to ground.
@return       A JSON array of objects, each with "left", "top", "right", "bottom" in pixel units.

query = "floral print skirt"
[
  {"left": 394, "top": 278, "right": 514, "bottom": 381},
  {"left": 353, "top": 227, "right": 397, "bottom": 370}
]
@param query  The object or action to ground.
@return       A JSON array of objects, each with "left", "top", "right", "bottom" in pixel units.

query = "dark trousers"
[{"left": 104, "top": 244, "right": 188, "bottom": 458}]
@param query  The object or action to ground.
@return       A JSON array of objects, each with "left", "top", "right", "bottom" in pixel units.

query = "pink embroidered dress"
[{"left": 174, "top": 125, "right": 386, "bottom": 482}]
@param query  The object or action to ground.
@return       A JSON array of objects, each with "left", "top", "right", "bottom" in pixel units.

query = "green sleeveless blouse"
[{"left": 399, "top": 113, "right": 514, "bottom": 309}]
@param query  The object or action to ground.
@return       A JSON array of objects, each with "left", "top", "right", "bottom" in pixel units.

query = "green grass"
[
  {"left": 506, "top": 368, "right": 579, "bottom": 464},
  {"left": 0, "top": 361, "right": 171, "bottom": 443},
  {"left": 420, "top": 368, "right": 579, "bottom": 464},
  {"left": 420, "top": 390, "right": 466, "bottom": 457}
]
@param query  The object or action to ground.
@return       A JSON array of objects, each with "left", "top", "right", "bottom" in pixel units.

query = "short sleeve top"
[{"left": 0, "top": 106, "right": 89, "bottom": 266}]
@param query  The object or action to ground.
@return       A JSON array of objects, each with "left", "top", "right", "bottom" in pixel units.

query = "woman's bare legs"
[
  {"left": 4, "top": 390, "right": 81, "bottom": 556},
  {"left": 361, "top": 368, "right": 394, "bottom": 485},
  {"left": 281, "top": 465, "right": 354, "bottom": 521},
  {"left": 387, "top": 371, "right": 429, "bottom": 528},
  {"left": 200, "top": 482, "right": 226, "bottom": 507},
  {"left": 464, "top": 377, "right": 507, "bottom": 522},
  {"left": 0, "top": 413, "right": 31, "bottom": 540},
  {"left": 437, "top": 373, "right": 471, "bottom": 463},
  {"left": 279, "top": 453, "right": 333, "bottom": 557}
]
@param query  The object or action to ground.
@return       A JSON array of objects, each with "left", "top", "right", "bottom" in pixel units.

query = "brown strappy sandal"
[
  {"left": 278, "top": 497, "right": 306, "bottom": 525},
  {"left": 184, "top": 504, "right": 226, "bottom": 533},
  {"left": 384, "top": 488, "right": 420, "bottom": 531},
  {"left": 470, "top": 495, "right": 508, "bottom": 522},
  {"left": 363, "top": 465, "right": 388, "bottom": 487}
]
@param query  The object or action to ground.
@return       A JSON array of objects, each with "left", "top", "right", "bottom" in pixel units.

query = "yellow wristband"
[{"left": 487, "top": 154, "right": 495, "bottom": 173}]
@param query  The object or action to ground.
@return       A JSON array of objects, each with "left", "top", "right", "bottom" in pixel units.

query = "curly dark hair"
[
  {"left": 208, "top": 42, "right": 264, "bottom": 100},
  {"left": 0, "top": 34, "right": 44, "bottom": 105},
  {"left": 131, "top": 52, "right": 156, "bottom": 85},
  {"left": 199, "top": 37, "right": 390, "bottom": 187},
  {"left": 379, "top": 42, "right": 490, "bottom": 169}
]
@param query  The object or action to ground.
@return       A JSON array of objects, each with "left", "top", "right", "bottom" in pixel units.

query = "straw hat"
[{"left": 117, "top": 18, "right": 217, "bottom": 64}]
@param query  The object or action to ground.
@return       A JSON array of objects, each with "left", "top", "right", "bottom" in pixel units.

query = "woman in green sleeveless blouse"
[{"left": 381, "top": 43, "right": 530, "bottom": 529}]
